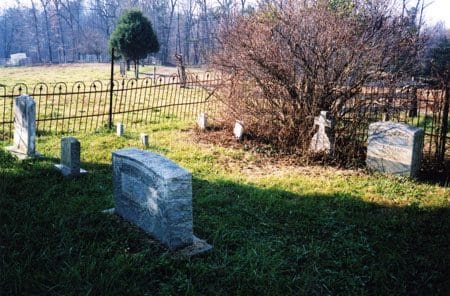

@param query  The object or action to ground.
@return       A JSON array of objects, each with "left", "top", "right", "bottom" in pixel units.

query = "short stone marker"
[
  {"left": 6, "top": 95, "right": 41, "bottom": 159},
  {"left": 233, "top": 120, "right": 244, "bottom": 140},
  {"left": 116, "top": 122, "right": 124, "bottom": 136},
  {"left": 54, "top": 137, "right": 87, "bottom": 177},
  {"left": 197, "top": 112, "right": 208, "bottom": 130},
  {"left": 112, "top": 148, "right": 212, "bottom": 255},
  {"left": 310, "top": 111, "right": 334, "bottom": 154},
  {"left": 140, "top": 133, "right": 149, "bottom": 147},
  {"left": 367, "top": 121, "right": 424, "bottom": 178}
]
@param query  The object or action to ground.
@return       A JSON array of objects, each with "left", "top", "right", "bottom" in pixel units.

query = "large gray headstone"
[
  {"left": 112, "top": 148, "right": 212, "bottom": 254},
  {"left": 310, "top": 111, "right": 334, "bottom": 154},
  {"left": 367, "top": 122, "right": 424, "bottom": 178},
  {"left": 54, "top": 137, "right": 87, "bottom": 177},
  {"left": 6, "top": 95, "right": 39, "bottom": 159}
]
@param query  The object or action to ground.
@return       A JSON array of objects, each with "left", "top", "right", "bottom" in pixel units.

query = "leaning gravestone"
[
  {"left": 6, "top": 95, "right": 40, "bottom": 159},
  {"left": 310, "top": 111, "right": 334, "bottom": 154},
  {"left": 112, "top": 148, "right": 212, "bottom": 255},
  {"left": 366, "top": 122, "right": 424, "bottom": 178},
  {"left": 54, "top": 137, "right": 87, "bottom": 177}
]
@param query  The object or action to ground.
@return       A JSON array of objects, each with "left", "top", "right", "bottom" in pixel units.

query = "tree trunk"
[{"left": 134, "top": 59, "right": 139, "bottom": 79}]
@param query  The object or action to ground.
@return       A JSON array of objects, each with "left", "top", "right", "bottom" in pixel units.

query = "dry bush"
[{"left": 210, "top": 0, "right": 421, "bottom": 163}]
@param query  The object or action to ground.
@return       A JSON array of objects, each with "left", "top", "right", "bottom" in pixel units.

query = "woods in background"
[{"left": 0, "top": 0, "right": 254, "bottom": 65}]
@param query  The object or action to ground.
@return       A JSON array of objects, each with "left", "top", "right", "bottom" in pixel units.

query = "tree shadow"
[{"left": 0, "top": 149, "right": 449, "bottom": 295}]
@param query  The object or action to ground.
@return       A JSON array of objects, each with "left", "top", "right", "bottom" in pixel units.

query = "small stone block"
[
  {"left": 140, "top": 133, "right": 149, "bottom": 147},
  {"left": 233, "top": 120, "right": 244, "bottom": 140},
  {"left": 117, "top": 122, "right": 124, "bottom": 136},
  {"left": 197, "top": 113, "right": 208, "bottom": 130}
]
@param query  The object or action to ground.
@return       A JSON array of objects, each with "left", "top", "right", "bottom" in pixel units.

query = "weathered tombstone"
[
  {"left": 112, "top": 148, "right": 212, "bottom": 255},
  {"left": 310, "top": 111, "right": 334, "bottom": 154},
  {"left": 197, "top": 112, "right": 207, "bottom": 130},
  {"left": 233, "top": 120, "right": 244, "bottom": 140},
  {"left": 54, "top": 137, "right": 87, "bottom": 177},
  {"left": 6, "top": 95, "right": 40, "bottom": 159},
  {"left": 117, "top": 122, "right": 124, "bottom": 136},
  {"left": 140, "top": 133, "right": 149, "bottom": 147},
  {"left": 366, "top": 122, "right": 424, "bottom": 178}
]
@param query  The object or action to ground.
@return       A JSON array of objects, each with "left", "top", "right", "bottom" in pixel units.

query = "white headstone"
[
  {"left": 197, "top": 113, "right": 208, "bottom": 130},
  {"left": 6, "top": 95, "right": 40, "bottom": 159},
  {"left": 310, "top": 111, "right": 334, "bottom": 154},
  {"left": 233, "top": 120, "right": 244, "bottom": 140},
  {"left": 367, "top": 122, "right": 424, "bottom": 178},
  {"left": 54, "top": 137, "right": 87, "bottom": 177},
  {"left": 140, "top": 133, "right": 149, "bottom": 147},
  {"left": 116, "top": 122, "right": 124, "bottom": 136},
  {"left": 112, "top": 148, "right": 212, "bottom": 255}
]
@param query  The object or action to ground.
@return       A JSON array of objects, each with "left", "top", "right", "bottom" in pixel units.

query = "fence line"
[{"left": 0, "top": 73, "right": 220, "bottom": 140}]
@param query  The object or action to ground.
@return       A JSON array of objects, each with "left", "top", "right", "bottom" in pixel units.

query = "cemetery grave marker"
[{"left": 366, "top": 121, "right": 424, "bottom": 178}]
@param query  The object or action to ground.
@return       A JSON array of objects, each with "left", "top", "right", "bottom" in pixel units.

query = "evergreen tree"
[{"left": 109, "top": 9, "right": 159, "bottom": 78}]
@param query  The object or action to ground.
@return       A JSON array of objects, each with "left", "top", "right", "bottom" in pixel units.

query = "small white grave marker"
[
  {"left": 116, "top": 122, "right": 124, "bottom": 136},
  {"left": 197, "top": 112, "right": 208, "bottom": 130},
  {"left": 140, "top": 133, "right": 149, "bottom": 147},
  {"left": 233, "top": 120, "right": 244, "bottom": 140}
]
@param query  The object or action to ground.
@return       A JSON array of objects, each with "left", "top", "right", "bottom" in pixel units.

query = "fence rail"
[{"left": 0, "top": 73, "right": 220, "bottom": 140}]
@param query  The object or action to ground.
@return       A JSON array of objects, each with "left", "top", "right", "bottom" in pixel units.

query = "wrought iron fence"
[
  {"left": 341, "top": 83, "right": 450, "bottom": 163},
  {"left": 0, "top": 73, "right": 220, "bottom": 140}
]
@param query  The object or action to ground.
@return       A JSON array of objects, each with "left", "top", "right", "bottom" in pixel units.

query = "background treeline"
[{"left": 0, "top": 0, "right": 257, "bottom": 65}]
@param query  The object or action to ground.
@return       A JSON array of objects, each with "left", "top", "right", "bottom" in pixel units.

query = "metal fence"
[
  {"left": 342, "top": 83, "right": 450, "bottom": 164},
  {"left": 0, "top": 73, "right": 220, "bottom": 140}
]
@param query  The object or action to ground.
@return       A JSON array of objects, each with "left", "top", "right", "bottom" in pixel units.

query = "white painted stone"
[
  {"left": 116, "top": 122, "right": 124, "bottom": 136},
  {"left": 366, "top": 121, "right": 424, "bottom": 178},
  {"left": 233, "top": 120, "right": 244, "bottom": 140},
  {"left": 140, "top": 133, "right": 149, "bottom": 147},
  {"left": 197, "top": 113, "right": 208, "bottom": 130}
]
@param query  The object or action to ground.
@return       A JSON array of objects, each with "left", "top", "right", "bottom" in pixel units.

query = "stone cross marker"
[
  {"left": 310, "top": 111, "right": 334, "bottom": 154},
  {"left": 233, "top": 120, "right": 244, "bottom": 140},
  {"left": 367, "top": 122, "right": 424, "bottom": 178},
  {"left": 6, "top": 95, "right": 40, "bottom": 159},
  {"left": 197, "top": 112, "right": 208, "bottom": 130},
  {"left": 112, "top": 148, "right": 212, "bottom": 255},
  {"left": 54, "top": 137, "right": 87, "bottom": 177}
]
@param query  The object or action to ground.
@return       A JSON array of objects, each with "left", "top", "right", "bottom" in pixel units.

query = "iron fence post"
[
  {"left": 438, "top": 82, "right": 449, "bottom": 163},
  {"left": 109, "top": 48, "right": 115, "bottom": 130}
]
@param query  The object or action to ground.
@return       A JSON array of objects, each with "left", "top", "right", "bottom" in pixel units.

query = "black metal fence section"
[
  {"left": 341, "top": 83, "right": 450, "bottom": 162},
  {"left": 0, "top": 74, "right": 220, "bottom": 140}
]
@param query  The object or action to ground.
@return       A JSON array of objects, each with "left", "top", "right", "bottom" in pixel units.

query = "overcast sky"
[{"left": 0, "top": 0, "right": 449, "bottom": 27}]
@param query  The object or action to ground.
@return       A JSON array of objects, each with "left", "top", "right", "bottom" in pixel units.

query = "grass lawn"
[
  {"left": 0, "top": 63, "right": 208, "bottom": 87},
  {"left": 1, "top": 121, "right": 449, "bottom": 295}
]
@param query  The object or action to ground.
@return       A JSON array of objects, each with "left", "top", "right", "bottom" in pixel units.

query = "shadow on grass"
[{"left": 0, "top": 149, "right": 449, "bottom": 295}]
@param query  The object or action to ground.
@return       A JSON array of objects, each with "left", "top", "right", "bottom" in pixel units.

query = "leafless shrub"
[{"left": 210, "top": 0, "right": 422, "bottom": 164}]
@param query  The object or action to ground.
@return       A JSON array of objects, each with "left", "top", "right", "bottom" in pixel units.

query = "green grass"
[
  {"left": 0, "top": 64, "right": 208, "bottom": 87},
  {"left": 1, "top": 122, "right": 449, "bottom": 295}
]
